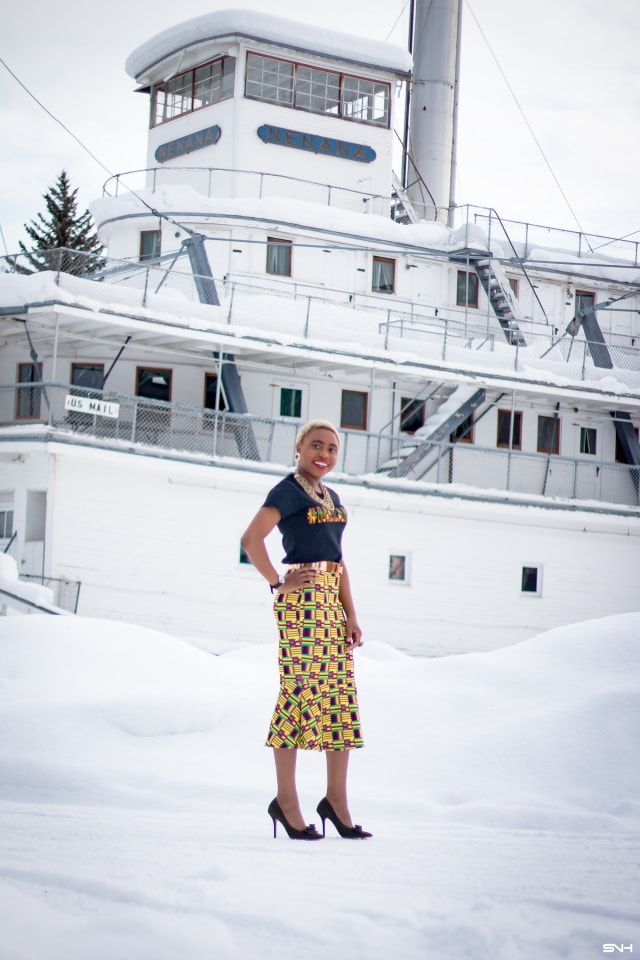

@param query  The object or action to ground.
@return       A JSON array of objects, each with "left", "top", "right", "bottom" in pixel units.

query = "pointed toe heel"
[
  {"left": 268, "top": 798, "right": 323, "bottom": 840},
  {"left": 316, "top": 797, "right": 372, "bottom": 839}
]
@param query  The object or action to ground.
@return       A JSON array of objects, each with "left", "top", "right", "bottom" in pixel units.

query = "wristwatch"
[{"left": 270, "top": 576, "right": 285, "bottom": 593}]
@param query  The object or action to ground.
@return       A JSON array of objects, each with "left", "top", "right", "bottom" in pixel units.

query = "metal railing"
[
  {"left": 1, "top": 383, "right": 638, "bottom": 509},
  {"left": 2, "top": 249, "right": 639, "bottom": 392},
  {"left": 96, "top": 165, "right": 640, "bottom": 267},
  {"left": 101, "top": 165, "right": 394, "bottom": 217},
  {"left": 20, "top": 574, "right": 81, "bottom": 613}
]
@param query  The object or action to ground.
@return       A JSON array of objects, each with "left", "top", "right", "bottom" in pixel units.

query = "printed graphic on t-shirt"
[{"left": 307, "top": 505, "right": 348, "bottom": 525}]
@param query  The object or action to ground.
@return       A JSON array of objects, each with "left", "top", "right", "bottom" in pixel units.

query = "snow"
[
  {"left": 0, "top": 554, "right": 55, "bottom": 609},
  {"left": 125, "top": 8, "right": 413, "bottom": 83},
  {"left": 1, "top": 607, "right": 639, "bottom": 959}
]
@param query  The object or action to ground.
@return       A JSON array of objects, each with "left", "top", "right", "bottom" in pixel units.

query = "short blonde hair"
[{"left": 295, "top": 419, "right": 341, "bottom": 447}]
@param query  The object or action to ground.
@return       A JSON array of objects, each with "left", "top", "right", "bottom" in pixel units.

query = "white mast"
[{"left": 406, "top": 0, "right": 462, "bottom": 224}]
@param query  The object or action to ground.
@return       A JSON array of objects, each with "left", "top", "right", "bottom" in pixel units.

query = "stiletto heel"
[
  {"left": 267, "top": 798, "right": 323, "bottom": 840},
  {"left": 316, "top": 797, "right": 372, "bottom": 839}
]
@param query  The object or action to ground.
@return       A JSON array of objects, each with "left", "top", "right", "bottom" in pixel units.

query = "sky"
[
  {"left": 0, "top": 573, "right": 639, "bottom": 958},
  {"left": 1, "top": 0, "right": 640, "bottom": 257}
]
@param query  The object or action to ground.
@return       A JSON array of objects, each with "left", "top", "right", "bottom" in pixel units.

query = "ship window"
[
  {"left": 341, "top": 390, "right": 368, "bottom": 430},
  {"left": 451, "top": 414, "right": 474, "bottom": 444},
  {"left": 521, "top": 565, "right": 542, "bottom": 595},
  {"left": 497, "top": 410, "right": 522, "bottom": 449},
  {"left": 245, "top": 53, "right": 390, "bottom": 127},
  {"left": 389, "top": 554, "right": 408, "bottom": 582},
  {"left": 580, "top": 426, "right": 597, "bottom": 455},
  {"left": 246, "top": 54, "right": 294, "bottom": 105},
  {"left": 456, "top": 270, "right": 479, "bottom": 308},
  {"left": 295, "top": 66, "right": 340, "bottom": 115},
  {"left": 615, "top": 423, "right": 639, "bottom": 463},
  {"left": 400, "top": 397, "right": 425, "bottom": 434},
  {"left": 136, "top": 368, "right": 171, "bottom": 402},
  {"left": 194, "top": 58, "right": 235, "bottom": 110},
  {"left": 204, "top": 373, "right": 227, "bottom": 412},
  {"left": 342, "top": 75, "right": 389, "bottom": 125},
  {"left": 140, "top": 230, "right": 161, "bottom": 262},
  {"left": 0, "top": 510, "right": 14, "bottom": 540},
  {"left": 537, "top": 415, "right": 560, "bottom": 455},
  {"left": 152, "top": 55, "right": 235, "bottom": 126},
  {"left": 16, "top": 363, "right": 43, "bottom": 419},
  {"left": 280, "top": 387, "right": 302, "bottom": 419},
  {"left": 71, "top": 364, "right": 104, "bottom": 390},
  {"left": 266, "top": 237, "right": 292, "bottom": 276},
  {"left": 372, "top": 257, "right": 395, "bottom": 293}
]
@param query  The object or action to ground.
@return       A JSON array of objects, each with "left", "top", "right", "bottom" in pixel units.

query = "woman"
[{"left": 241, "top": 419, "right": 371, "bottom": 841}]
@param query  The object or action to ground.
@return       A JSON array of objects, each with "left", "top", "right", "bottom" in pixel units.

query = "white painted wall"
[{"left": 3, "top": 442, "right": 638, "bottom": 657}]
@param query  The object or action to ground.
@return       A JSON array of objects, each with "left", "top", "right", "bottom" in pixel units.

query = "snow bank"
[
  {"left": 1, "top": 612, "right": 638, "bottom": 959},
  {"left": 1, "top": 611, "right": 638, "bottom": 826}
]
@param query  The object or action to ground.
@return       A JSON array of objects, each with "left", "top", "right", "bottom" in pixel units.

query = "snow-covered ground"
[{"left": 1, "top": 611, "right": 639, "bottom": 959}]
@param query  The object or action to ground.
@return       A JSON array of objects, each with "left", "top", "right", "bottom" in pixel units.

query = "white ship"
[{"left": 1, "top": 3, "right": 639, "bottom": 655}]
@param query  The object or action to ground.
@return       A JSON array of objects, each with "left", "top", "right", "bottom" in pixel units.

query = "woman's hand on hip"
[
  {"left": 280, "top": 567, "right": 318, "bottom": 593},
  {"left": 344, "top": 616, "right": 363, "bottom": 646}
]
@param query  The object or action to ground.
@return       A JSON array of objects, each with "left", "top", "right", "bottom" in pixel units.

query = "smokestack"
[{"left": 406, "top": 0, "right": 461, "bottom": 223}]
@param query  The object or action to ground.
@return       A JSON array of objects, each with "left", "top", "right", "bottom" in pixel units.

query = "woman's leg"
[
  {"left": 325, "top": 749, "right": 354, "bottom": 827},
  {"left": 273, "top": 747, "right": 307, "bottom": 830}
]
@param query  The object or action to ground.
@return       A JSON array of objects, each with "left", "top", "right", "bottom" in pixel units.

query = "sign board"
[
  {"left": 257, "top": 124, "right": 376, "bottom": 163},
  {"left": 64, "top": 395, "right": 120, "bottom": 419},
  {"left": 155, "top": 124, "right": 221, "bottom": 163}
]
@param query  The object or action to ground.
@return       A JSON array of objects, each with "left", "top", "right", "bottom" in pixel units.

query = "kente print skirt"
[{"left": 265, "top": 569, "right": 364, "bottom": 751}]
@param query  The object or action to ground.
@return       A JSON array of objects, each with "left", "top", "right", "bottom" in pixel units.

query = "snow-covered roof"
[{"left": 126, "top": 8, "right": 413, "bottom": 83}]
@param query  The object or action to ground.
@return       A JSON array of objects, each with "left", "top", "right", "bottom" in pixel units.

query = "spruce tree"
[{"left": 18, "top": 170, "right": 105, "bottom": 275}]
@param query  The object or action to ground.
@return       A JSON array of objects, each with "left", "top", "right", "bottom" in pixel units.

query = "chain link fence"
[
  {"left": 20, "top": 574, "right": 81, "bottom": 613},
  {"left": 3, "top": 383, "right": 638, "bottom": 508}
]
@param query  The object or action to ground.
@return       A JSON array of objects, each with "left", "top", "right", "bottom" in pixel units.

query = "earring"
[{"left": 294, "top": 452, "right": 300, "bottom": 462}]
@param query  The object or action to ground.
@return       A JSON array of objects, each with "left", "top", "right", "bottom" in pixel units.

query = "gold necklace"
[{"left": 294, "top": 471, "right": 335, "bottom": 514}]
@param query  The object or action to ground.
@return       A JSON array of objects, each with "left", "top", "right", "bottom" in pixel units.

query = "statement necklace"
[{"left": 294, "top": 471, "right": 335, "bottom": 514}]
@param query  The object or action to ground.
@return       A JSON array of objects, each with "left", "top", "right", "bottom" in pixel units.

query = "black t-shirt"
[{"left": 263, "top": 473, "right": 347, "bottom": 563}]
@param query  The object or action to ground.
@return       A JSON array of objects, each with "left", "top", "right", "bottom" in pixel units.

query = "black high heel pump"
[
  {"left": 316, "top": 797, "right": 372, "bottom": 839},
  {"left": 268, "top": 798, "right": 323, "bottom": 840}
]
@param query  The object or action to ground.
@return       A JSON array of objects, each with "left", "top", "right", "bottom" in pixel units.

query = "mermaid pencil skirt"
[{"left": 265, "top": 571, "right": 364, "bottom": 751}]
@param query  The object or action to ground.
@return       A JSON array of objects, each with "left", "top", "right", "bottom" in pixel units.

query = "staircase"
[
  {"left": 473, "top": 257, "right": 527, "bottom": 346},
  {"left": 391, "top": 172, "right": 422, "bottom": 225},
  {"left": 451, "top": 249, "right": 527, "bottom": 346},
  {"left": 379, "top": 385, "right": 486, "bottom": 479}
]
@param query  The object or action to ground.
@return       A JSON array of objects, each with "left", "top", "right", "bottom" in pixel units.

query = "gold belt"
[{"left": 287, "top": 561, "right": 343, "bottom": 574}]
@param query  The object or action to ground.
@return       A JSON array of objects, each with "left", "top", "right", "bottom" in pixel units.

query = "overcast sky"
[{"left": 1, "top": 0, "right": 639, "bottom": 255}]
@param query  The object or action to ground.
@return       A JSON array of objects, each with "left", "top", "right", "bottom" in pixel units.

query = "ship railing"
[
  {"left": 2, "top": 247, "right": 639, "bottom": 390},
  {"left": 5, "top": 250, "right": 640, "bottom": 389},
  {"left": 1, "top": 383, "right": 637, "bottom": 509},
  {"left": 101, "top": 166, "right": 393, "bottom": 216},
  {"left": 99, "top": 167, "right": 640, "bottom": 267},
  {"left": 449, "top": 205, "right": 640, "bottom": 269},
  {"left": 3, "top": 246, "right": 639, "bottom": 391}
]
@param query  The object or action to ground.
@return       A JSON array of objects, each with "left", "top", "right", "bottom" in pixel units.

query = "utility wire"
[
  {"left": 0, "top": 56, "right": 114, "bottom": 177},
  {"left": 384, "top": 0, "right": 412, "bottom": 42},
  {"left": 0, "top": 55, "right": 189, "bottom": 239},
  {"left": 465, "top": 2, "right": 591, "bottom": 245}
]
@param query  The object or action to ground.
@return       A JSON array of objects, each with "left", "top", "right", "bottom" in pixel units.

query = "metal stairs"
[
  {"left": 379, "top": 385, "right": 486, "bottom": 479},
  {"left": 391, "top": 172, "right": 422, "bottom": 225},
  {"left": 473, "top": 256, "right": 527, "bottom": 346},
  {"left": 451, "top": 249, "right": 527, "bottom": 346}
]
